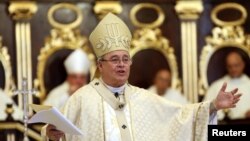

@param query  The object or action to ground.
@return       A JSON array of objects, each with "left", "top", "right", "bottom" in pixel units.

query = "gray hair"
[{"left": 97, "top": 56, "right": 103, "bottom": 64}]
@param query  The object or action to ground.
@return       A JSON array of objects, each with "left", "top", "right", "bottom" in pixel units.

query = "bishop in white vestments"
[
  {"left": 43, "top": 49, "right": 90, "bottom": 109},
  {"left": 43, "top": 13, "right": 242, "bottom": 141}
]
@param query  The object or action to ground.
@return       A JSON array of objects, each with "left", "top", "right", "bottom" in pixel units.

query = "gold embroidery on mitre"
[
  {"left": 96, "top": 23, "right": 131, "bottom": 51},
  {"left": 89, "top": 13, "right": 132, "bottom": 57}
]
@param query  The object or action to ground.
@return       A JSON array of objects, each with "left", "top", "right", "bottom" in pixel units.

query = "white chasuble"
[{"left": 43, "top": 78, "right": 214, "bottom": 141}]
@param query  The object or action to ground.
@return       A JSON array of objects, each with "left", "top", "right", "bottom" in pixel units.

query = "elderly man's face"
[
  {"left": 226, "top": 52, "right": 245, "bottom": 78},
  {"left": 98, "top": 50, "right": 131, "bottom": 87}
]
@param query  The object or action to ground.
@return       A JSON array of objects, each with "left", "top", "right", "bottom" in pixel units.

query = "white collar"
[
  {"left": 100, "top": 78, "right": 126, "bottom": 94},
  {"left": 106, "top": 84, "right": 125, "bottom": 94}
]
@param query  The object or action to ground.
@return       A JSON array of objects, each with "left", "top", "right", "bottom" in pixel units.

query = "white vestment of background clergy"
[
  {"left": 204, "top": 74, "right": 250, "bottom": 120},
  {"left": 43, "top": 81, "right": 69, "bottom": 110}
]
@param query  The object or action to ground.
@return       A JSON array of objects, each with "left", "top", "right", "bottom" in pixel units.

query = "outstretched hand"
[{"left": 213, "top": 82, "right": 242, "bottom": 110}]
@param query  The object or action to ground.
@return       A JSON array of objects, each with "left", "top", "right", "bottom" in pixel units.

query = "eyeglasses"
[{"left": 101, "top": 58, "right": 132, "bottom": 65}]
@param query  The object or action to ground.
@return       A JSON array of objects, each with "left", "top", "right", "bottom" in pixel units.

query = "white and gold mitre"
[
  {"left": 64, "top": 49, "right": 90, "bottom": 75},
  {"left": 89, "top": 13, "right": 132, "bottom": 57}
]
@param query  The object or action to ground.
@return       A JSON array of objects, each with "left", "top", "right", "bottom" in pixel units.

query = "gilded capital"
[
  {"left": 175, "top": 0, "right": 203, "bottom": 20},
  {"left": 94, "top": 1, "right": 122, "bottom": 20},
  {"left": 8, "top": 1, "right": 37, "bottom": 21}
]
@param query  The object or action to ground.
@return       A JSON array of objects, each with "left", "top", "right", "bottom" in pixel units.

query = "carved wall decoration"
[
  {"left": 35, "top": 3, "right": 96, "bottom": 100},
  {"left": 129, "top": 3, "right": 181, "bottom": 91},
  {"left": 0, "top": 36, "right": 15, "bottom": 96},
  {"left": 199, "top": 3, "right": 250, "bottom": 96}
]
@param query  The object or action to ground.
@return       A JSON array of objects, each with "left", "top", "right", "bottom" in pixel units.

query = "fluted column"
[
  {"left": 8, "top": 1, "right": 37, "bottom": 109},
  {"left": 175, "top": 0, "right": 203, "bottom": 103}
]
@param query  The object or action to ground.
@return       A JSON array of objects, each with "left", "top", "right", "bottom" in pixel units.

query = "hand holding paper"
[{"left": 28, "top": 104, "right": 84, "bottom": 135}]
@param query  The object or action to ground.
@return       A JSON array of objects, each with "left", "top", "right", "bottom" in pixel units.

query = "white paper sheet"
[{"left": 28, "top": 104, "right": 84, "bottom": 135}]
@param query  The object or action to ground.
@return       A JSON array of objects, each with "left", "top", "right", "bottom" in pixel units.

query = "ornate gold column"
[
  {"left": 175, "top": 0, "right": 203, "bottom": 103},
  {"left": 8, "top": 1, "right": 37, "bottom": 109}
]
